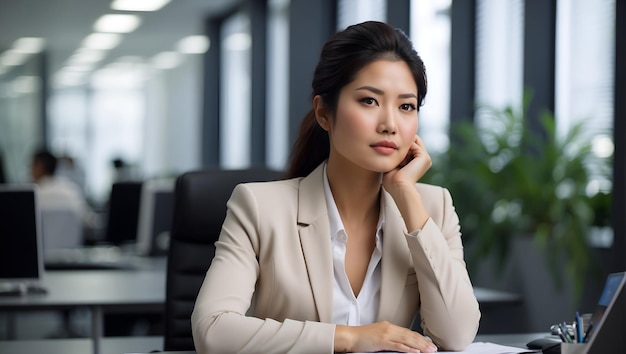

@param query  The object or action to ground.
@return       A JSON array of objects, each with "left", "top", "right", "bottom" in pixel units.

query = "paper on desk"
[
  {"left": 439, "top": 342, "right": 533, "bottom": 353},
  {"left": 355, "top": 342, "right": 533, "bottom": 354}
]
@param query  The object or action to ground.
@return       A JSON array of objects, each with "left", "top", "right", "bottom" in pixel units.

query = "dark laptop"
[{"left": 527, "top": 271, "right": 626, "bottom": 353}]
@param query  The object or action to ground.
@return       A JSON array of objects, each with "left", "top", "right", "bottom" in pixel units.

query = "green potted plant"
[{"left": 424, "top": 93, "right": 612, "bottom": 301}]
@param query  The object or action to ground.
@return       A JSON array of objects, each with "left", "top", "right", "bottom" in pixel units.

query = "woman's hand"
[
  {"left": 382, "top": 135, "right": 431, "bottom": 231},
  {"left": 335, "top": 321, "right": 438, "bottom": 353},
  {"left": 382, "top": 135, "right": 431, "bottom": 193}
]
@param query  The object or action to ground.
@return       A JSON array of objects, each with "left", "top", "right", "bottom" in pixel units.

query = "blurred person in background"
[
  {"left": 31, "top": 149, "right": 86, "bottom": 219},
  {"left": 31, "top": 148, "right": 97, "bottom": 250}
]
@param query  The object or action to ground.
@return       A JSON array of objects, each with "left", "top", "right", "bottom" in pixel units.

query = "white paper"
[
  {"left": 354, "top": 341, "right": 534, "bottom": 354},
  {"left": 439, "top": 342, "right": 535, "bottom": 353}
]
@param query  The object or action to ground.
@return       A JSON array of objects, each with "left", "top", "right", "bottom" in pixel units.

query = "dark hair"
[
  {"left": 33, "top": 149, "right": 58, "bottom": 175},
  {"left": 286, "top": 21, "right": 427, "bottom": 178}
]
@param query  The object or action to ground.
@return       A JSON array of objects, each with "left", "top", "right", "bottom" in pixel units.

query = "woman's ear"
[{"left": 313, "top": 95, "right": 330, "bottom": 131}]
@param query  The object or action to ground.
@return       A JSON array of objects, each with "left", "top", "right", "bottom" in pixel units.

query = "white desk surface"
[{"left": 0, "top": 269, "right": 165, "bottom": 311}]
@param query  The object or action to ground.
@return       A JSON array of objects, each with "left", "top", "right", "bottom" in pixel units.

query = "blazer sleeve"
[
  {"left": 406, "top": 186, "right": 480, "bottom": 351},
  {"left": 191, "top": 184, "right": 335, "bottom": 354}
]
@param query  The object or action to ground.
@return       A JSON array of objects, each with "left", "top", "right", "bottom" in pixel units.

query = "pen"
[
  {"left": 556, "top": 326, "right": 568, "bottom": 342},
  {"left": 583, "top": 322, "right": 594, "bottom": 343},
  {"left": 575, "top": 312, "right": 583, "bottom": 343},
  {"left": 559, "top": 322, "right": 573, "bottom": 343}
]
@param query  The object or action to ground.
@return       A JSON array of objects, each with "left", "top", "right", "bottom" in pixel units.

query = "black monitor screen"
[{"left": 0, "top": 186, "right": 42, "bottom": 280}]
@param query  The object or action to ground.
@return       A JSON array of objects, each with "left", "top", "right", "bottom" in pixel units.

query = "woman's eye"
[
  {"left": 400, "top": 103, "right": 416, "bottom": 111},
  {"left": 359, "top": 97, "right": 377, "bottom": 106}
]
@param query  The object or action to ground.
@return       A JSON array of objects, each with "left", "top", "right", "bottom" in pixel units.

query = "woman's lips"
[{"left": 370, "top": 141, "right": 398, "bottom": 155}]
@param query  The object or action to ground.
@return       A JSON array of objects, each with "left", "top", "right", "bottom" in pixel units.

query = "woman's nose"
[{"left": 377, "top": 107, "right": 397, "bottom": 134}]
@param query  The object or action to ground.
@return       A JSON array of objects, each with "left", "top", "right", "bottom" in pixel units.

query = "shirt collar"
[{"left": 323, "top": 162, "right": 385, "bottom": 242}]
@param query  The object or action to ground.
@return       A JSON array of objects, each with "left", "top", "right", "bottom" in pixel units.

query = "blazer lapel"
[
  {"left": 377, "top": 189, "right": 411, "bottom": 321},
  {"left": 297, "top": 164, "right": 334, "bottom": 323}
]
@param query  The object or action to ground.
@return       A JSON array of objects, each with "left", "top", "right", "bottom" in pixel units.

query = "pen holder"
[{"left": 560, "top": 342, "right": 587, "bottom": 354}]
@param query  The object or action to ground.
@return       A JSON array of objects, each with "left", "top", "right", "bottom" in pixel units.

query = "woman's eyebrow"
[{"left": 355, "top": 86, "right": 417, "bottom": 99}]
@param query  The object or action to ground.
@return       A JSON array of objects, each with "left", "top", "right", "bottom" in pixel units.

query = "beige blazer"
[{"left": 191, "top": 164, "right": 480, "bottom": 353}]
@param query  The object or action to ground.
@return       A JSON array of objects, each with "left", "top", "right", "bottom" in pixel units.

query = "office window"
[
  {"left": 48, "top": 88, "right": 89, "bottom": 190},
  {"left": 0, "top": 55, "right": 44, "bottom": 183},
  {"left": 555, "top": 0, "right": 614, "bottom": 188},
  {"left": 266, "top": 0, "right": 290, "bottom": 170},
  {"left": 410, "top": 0, "right": 452, "bottom": 154},
  {"left": 220, "top": 12, "right": 252, "bottom": 169},
  {"left": 49, "top": 89, "right": 88, "bottom": 158},
  {"left": 86, "top": 63, "right": 146, "bottom": 202},
  {"left": 337, "top": 0, "right": 386, "bottom": 30},
  {"left": 556, "top": 0, "right": 615, "bottom": 248},
  {"left": 475, "top": 0, "right": 524, "bottom": 127}
]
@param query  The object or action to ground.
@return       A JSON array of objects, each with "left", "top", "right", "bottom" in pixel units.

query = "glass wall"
[
  {"left": 475, "top": 0, "right": 524, "bottom": 126},
  {"left": 0, "top": 53, "right": 44, "bottom": 183},
  {"left": 411, "top": 0, "right": 452, "bottom": 154},
  {"left": 266, "top": 0, "right": 290, "bottom": 170},
  {"left": 555, "top": 0, "right": 615, "bottom": 189},
  {"left": 556, "top": 0, "right": 616, "bottom": 247},
  {"left": 337, "top": 0, "right": 386, "bottom": 30},
  {"left": 220, "top": 12, "right": 252, "bottom": 169}
]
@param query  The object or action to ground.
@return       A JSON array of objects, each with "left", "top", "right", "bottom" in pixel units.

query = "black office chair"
[{"left": 163, "top": 168, "right": 284, "bottom": 351}]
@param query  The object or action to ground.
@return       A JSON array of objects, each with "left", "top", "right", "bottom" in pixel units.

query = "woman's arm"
[
  {"left": 382, "top": 135, "right": 480, "bottom": 350},
  {"left": 404, "top": 186, "right": 480, "bottom": 351},
  {"left": 191, "top": 184, "right": 335, "bottom": 354}
]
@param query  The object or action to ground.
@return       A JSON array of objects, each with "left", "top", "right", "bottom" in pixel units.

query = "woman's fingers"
[{"left": 348, "top": 321, "right": 438, "bottom": 353}]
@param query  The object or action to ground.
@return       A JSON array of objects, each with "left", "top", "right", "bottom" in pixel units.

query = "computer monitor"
[
  {"left": 0, "top": 184, "right": 46, "bottom": 294},
  {"left": 584, "top": 271, "right": 625, "bottom": 353},
  {"left": 136, "top": 179, "right": 174, "bottom": 256},
  {"left": 104, "top": 181, "right": 143, "bottom": 245}
]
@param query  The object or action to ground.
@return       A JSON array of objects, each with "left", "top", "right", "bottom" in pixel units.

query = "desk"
[
  {"left": 0, "top": 333, "right": 545, "bottom": 354},
  {"left": 473, "top": 287, "right": 521, "bottom": 306},
  {"left": 0, "top": 269, "right": 165, "bottom": 354},
  {"left": 0, "top": 259, "right": 518, "bottom": 354},
  {"left": 475, "top": 332, "right": 551, "bottom": 348},
  {"left": 0, "top": 336, "right": 163, "bottom": 354}
]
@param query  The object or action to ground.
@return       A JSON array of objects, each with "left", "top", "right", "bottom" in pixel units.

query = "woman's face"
[{"left": 321, "top": 59, "right": 419, "bottom": 173}]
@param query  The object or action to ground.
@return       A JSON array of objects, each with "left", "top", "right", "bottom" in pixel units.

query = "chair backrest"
[
  {"left": 40, "top": 209, "right": 83, "bottom": 250},
  {"left": 104, "top": 181, "right": 143, "bottom": 245},
  {"left": 163, "top": 168, "right": 284, "bottom": 351}
]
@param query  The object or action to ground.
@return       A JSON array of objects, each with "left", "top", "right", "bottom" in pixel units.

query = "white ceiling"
[{"left": 0, "top": 0, "right": 243, "bottom": 81}]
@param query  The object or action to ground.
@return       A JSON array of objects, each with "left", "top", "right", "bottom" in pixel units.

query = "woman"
[{"left": 191, "top": 21, "right": 480, "bottom": 353}]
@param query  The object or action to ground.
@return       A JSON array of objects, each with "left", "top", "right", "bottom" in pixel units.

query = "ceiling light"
[
  {"left": 0, "top": 50, "right": 28, "bottom": 66},
  {"left": 151, "top": 51, "right": 181, "bottom": 69},
  {"left": 54, "top": 71, "right": 87, "bottom": 88},
  {"left": 94, "top": 14, "right": 141, "bottom": 33},
  {"left": 13, "top": 37, "right": 45, "bottom": 53},
  {"left": 111, "top": 0, "right": 171, "bottom": 11},
  {"left": 64, "top": 63, "right": 96, "bottom": 73},
  {"left": 82, "top": 33, "right": 122, "bottom": 50},
  {"left": 177, "top": 35, "right": 210, "bottom": 54},
  {"left": 68, "top": 49, "right": 106, "bottom": 64}
]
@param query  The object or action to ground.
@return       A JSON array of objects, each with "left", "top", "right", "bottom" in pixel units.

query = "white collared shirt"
[{"left": 323, "top": 163, "right": 383, "bottom": 326}]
